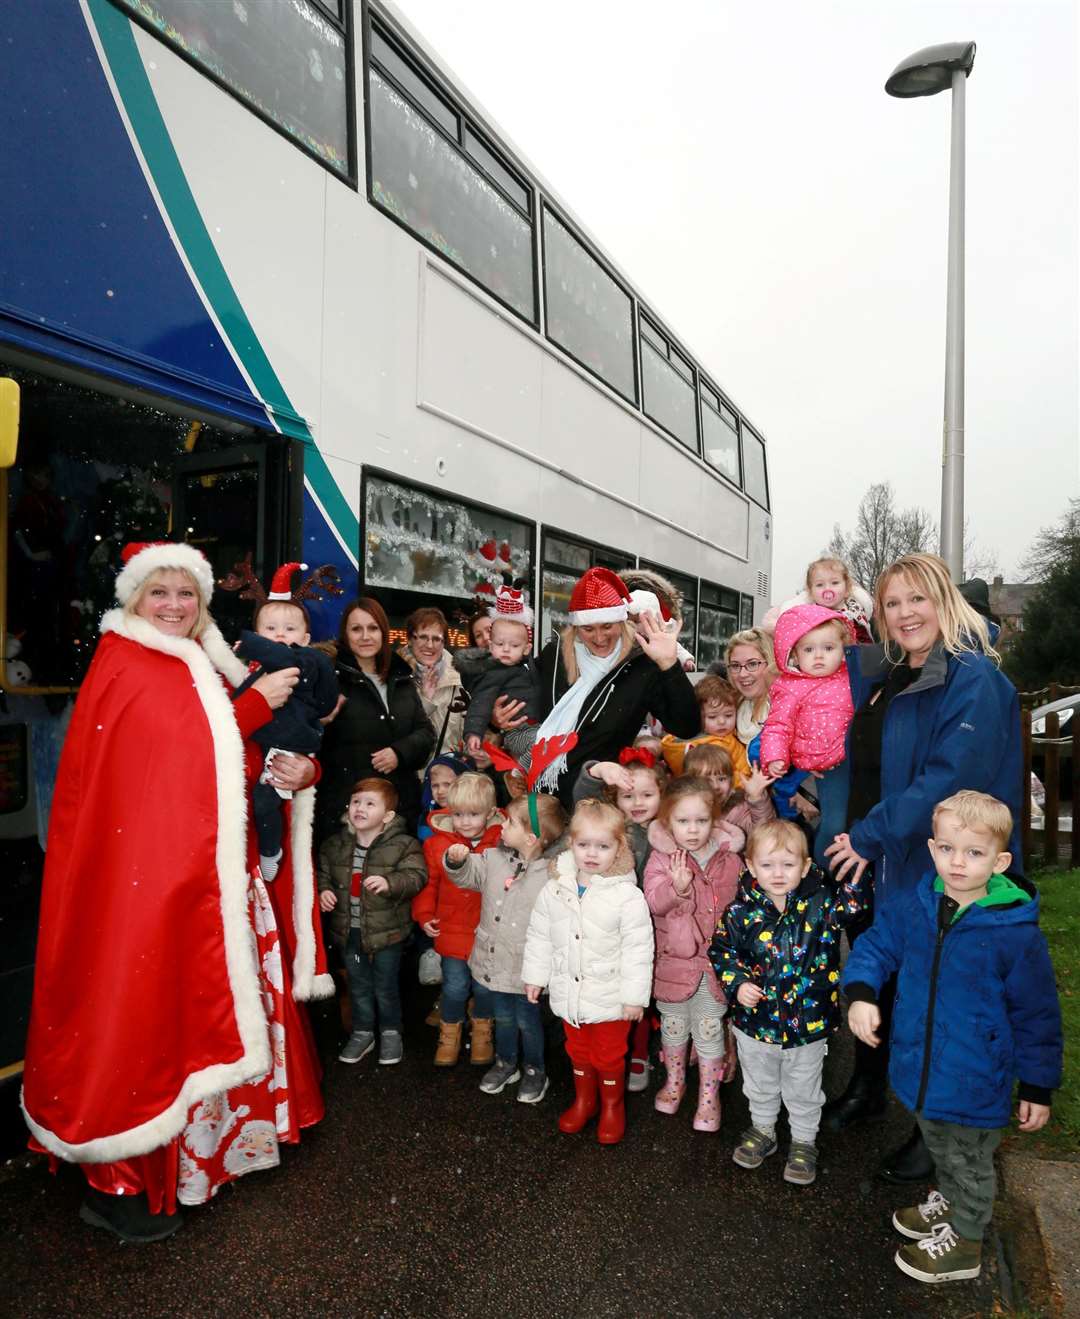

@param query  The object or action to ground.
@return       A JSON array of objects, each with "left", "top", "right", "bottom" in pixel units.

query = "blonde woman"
[
  {"left": 496, "top": 567, "right": 698, "bottom": 806},
  {"left": 23, "top": 542, "right": 331, "bottom": 1243},
  {"left": 823, "top": 552, "right": 1022, "bottom": 1180}
]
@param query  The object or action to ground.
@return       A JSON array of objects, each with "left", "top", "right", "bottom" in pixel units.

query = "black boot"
[
  {"left": 877, "top": 1124, "right": 935, "bottom": 1184},
  {"left": 822, "top": 1070, "right": 888, "bottom": 1133},
  {"left": 79, "top": 1187, "right": 183, "bottom": 1243}
]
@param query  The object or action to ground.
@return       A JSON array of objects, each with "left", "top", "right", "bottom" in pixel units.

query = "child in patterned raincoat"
[{"left": 709, "top": 819, "right": 867, "bottom": 1187}]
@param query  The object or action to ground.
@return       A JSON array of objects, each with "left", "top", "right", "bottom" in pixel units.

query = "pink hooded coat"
[
  {"left": 643, "top": 816, "right": 745, "bottom": 1004},
  {"left": 759, "top": 603, "right": 855, "bottom": 773}
]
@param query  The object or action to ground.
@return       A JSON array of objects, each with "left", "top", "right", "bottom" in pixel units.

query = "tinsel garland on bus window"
[{"left": 364, "top": 476, "right": 531, "bottom": 603}]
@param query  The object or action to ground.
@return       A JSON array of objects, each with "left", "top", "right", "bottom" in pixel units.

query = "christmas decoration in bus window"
[{"left": 364, "top": 477, "right": 532, "bottom": 606}]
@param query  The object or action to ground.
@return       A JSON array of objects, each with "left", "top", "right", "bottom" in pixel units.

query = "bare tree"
[
  {"left": 1018, "top": 498, "right": 1080, "bottom": 581},
  {"left": 826, "top": 482, "right": 936, "bottom": 590}
]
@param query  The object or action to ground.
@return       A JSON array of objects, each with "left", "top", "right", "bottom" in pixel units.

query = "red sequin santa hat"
[
  {"left": 488, "top": 584, "right": 534, "bottom": 628},
  {"left": 268, "top": 562, "right": 308, "bottom": 601},
  {"left": 115, "top": 541, "right": 215, "bottom": 605},
  {"left": 566, "top": 567, "right": 631, "bottom": 626}
]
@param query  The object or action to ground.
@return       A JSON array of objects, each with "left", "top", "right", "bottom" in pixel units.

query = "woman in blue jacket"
[{"left": 823, "top": 553, "right": 1022, "bottom": 1179}]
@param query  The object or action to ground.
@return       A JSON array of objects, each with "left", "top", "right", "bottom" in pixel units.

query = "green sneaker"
[
  {"left": 894, "top": 1223, "right": 982, "bottom": 1284},
  {"left": 783, "top": 1141, "right": 818, "bottom": 1186},
  {"left": 893, "top": 1189, "right": 953, "bottom": 1240},
  {"left": 732, "top": 1126, "right": 779, "bottom": 1170}
]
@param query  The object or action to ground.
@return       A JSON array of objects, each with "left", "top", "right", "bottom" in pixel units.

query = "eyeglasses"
[{"left": 728, "top": 659, "right": 766, "bottom": 674}]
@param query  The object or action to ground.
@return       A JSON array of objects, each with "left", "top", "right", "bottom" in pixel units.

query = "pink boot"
[
  {"left": 693, "top": 1055, "right": 725, "bottom": 1132},
  {"left": 654, "top": 1041, "right": 689, "bottom": 1115}
]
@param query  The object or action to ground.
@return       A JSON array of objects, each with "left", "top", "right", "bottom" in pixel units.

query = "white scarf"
[{"left": 532, "top": 640, "right": 623, "bottom": 791}]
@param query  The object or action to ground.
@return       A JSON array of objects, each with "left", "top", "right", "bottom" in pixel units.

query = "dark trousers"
[
  {"left": 345, "top": 932, "right": 403, "bottom": 1033},
  {"left": 490, "top": 990, "right": 545, "bottom": 1069},
  {"left": 252, "top": 781, "right": 286, "bottom": 858}
]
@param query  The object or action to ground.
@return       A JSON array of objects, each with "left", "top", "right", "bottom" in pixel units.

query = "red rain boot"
[
  {"left": 596, "top": 1067, "right": 626, "bottom": 1145},
  {"left": 558, "top": 1065, "right": 599, "bottom": 1134}
]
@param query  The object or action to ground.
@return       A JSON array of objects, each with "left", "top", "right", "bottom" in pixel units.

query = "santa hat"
[
  {"left": 627, "top": 589, "right": 676, "bottom": 627},
  {"left": 488, "top": 585, "right": 534, "bottom": 627},
  {"left": 115, "top": 541, "right": 214, "bottom": 605},
  {"left": 567, "top": 567, "right": 631, "bottom": 626},
  {"left": 268, "top": 562, "right": 308, "bottom": 601}
]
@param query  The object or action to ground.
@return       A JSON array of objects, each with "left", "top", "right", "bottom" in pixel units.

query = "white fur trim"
[
  {"left": 114, "top": 543, "right": 215, "bottom": 605},
  {"left": 24, "top": 610, "right": 270, "bottom": 1164},
  {"left": 567, "top": 604, "right": 628, "bottom": 625},
  {"left": 199, "top": 621, "right": 250, "bottom": 688},
  {"left": 288, "top": 786, "right": 333, "bottom": 1001}
]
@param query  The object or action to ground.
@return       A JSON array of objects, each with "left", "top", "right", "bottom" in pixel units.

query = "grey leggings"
[{"left": 657, "top": 974, "right": 727, "bottom": 1059}]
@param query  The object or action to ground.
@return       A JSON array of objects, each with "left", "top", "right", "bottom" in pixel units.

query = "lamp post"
[{"left": 886, "top": 41, "right": 976, "bottom": 581}]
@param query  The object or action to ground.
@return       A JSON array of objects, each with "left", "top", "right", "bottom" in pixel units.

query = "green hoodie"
[{"left": 933, "top": 871, "right": 1030, "bottom": 923}]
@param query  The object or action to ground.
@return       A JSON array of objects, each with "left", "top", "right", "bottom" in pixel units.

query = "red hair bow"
[{"left": 618, "top": 746, "right": 656, "bottom": 769}]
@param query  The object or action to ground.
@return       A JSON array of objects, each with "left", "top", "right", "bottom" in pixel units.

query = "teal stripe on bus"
[{"left": 86, "top": 0, "right": 359, "bottom": 556}]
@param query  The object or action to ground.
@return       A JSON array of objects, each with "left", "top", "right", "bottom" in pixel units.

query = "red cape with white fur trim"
[{"left": 21, "top": 610, "right": 330, "bottom": 1165}]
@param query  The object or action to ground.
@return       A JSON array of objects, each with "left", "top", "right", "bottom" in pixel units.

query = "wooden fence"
[{"left": 1021, "top": 683, "right": 1080, "bottom": 869}]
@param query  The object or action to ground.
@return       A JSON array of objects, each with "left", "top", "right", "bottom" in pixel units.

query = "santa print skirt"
[{"left": 38, "top": 873, "right": 326, "bottom": 1216}]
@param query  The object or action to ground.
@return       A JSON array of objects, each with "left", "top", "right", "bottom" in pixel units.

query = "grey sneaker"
[
  {"left": 479, "top": 1058, "right": 521, "bottom": 1094},
  {"left": 783, "top": 1140, "right": 818, "bottom": 1185},
  {"left": 732, "top": 1126, "right": 779, "bottom": 1169},
  {"left": 517, "top": 1066, "right": 550, "bottom": 1104},
  {"left": 338, "top": 1031, "right": 375, "bottom": 1064},
  {"left": 378, "top": 1030, "right": 404, "bottom": 1066},
  {"left": 627, "top": 1057, "right": 651, "bottom": 1093}
]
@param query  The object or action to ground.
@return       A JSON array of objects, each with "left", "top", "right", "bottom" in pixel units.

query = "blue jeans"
[
  {"left": 490, "top": 990, "right": 545, "bottom": 1069},
  {"left": 747, "top": 734, "right": 806, "bottom": 820},
  {"left": 345, "top": 932, "right": 403, "bottom": 1033},
  {"left": 813, "top": 759, "right": 850, "bottom": 869},
  {"left": 441, "top": 955, "right": 493, "bottom": 1023}
]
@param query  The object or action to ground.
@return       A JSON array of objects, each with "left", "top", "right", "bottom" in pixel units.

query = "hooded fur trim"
[
  {"left": 24, "top": 610, "right": 270, "bottom": 1164},
  {"left": 552, "top": 841, "right": 637, "bottom": 885}
]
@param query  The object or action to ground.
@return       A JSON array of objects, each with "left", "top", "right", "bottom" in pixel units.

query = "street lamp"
[{"left": 886, "top": 41, "right": 976, "bottom": 582}]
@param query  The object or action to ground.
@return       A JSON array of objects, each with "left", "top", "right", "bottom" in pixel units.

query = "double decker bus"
[{"left": 0, "top": 0, "right": 773, "bottom": 1083}]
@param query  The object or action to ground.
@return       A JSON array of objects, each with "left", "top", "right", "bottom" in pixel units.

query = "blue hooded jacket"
[
  {"left": 842, "top": 874, "right": 1062, "bottom": 1127},
  {"left": 846, "top": 639, "right": 1023, "bottom": 903},
  {"left": 417, "top": 753, "right": 474, "bottom": 841}
]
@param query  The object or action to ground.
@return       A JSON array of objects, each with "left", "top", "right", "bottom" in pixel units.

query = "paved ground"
[{"left": 0, "top": 986, "right": 1000, "bottom": 1319}]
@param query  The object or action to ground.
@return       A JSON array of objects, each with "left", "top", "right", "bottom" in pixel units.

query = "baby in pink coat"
[{"left": 760, "top": 603, "right": 855, "bottom": 869}]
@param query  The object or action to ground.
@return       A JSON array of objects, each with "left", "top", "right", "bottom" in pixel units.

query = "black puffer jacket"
[
  {"left": 538, "top": 638, "right": 699, "bottom": 808},
  {"left": 318, "top": 651, "right": 435, "bottom": 839}
]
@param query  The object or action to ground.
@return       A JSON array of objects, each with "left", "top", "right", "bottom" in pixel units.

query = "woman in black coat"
[{"left": 317, "top": 597, "right": 435, "bottom": 839}]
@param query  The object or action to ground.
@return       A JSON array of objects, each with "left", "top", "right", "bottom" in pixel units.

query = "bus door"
[{"left": 0, "top": 360, "right": 295, "bottom": 1093}]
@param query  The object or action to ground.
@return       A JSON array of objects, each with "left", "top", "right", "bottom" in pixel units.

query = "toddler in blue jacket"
[{"left": 843, "top": 790, "right": 1062, "bottom": 1287}]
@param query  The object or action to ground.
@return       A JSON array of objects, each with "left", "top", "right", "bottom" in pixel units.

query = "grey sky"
[{"left": 393, "top": 0, "right": 1079, "bottom": 599}]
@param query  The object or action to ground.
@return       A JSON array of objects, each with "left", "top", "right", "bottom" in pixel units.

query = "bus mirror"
[{"left": 0, "top": 378, "right": 18, "bottom": 468}]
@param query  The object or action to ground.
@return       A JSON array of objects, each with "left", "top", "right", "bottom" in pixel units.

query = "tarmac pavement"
[{"left": 0, "top": 988, "right": 1005, "bottom": 1319}]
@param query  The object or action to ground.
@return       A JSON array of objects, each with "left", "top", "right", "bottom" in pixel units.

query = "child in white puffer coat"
[{"left": 522, "top": 799, "right": 654, "bottom": 1146}]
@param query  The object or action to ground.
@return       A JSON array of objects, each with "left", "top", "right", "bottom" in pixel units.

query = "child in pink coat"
[
  {"left": 759, "top": 603, "right": 855, "bottom": 869},
  {"left": 644, "top": 777, "right": 745, "bottom": 1132}
]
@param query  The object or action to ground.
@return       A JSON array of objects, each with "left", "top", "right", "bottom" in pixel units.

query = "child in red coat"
[{"left": 413, "top": 773, "right": 504, "bottom": 1067}]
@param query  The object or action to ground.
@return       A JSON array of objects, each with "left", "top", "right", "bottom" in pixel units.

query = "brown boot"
[
  {"left": 434, "top": 1020, "right": 463, "bottom": 1067},
  {"left": 469, "top": 1017, "right": 495, "bottom": 1066},
  {"left": 425, "top": 996, "right": 441, "bottom": 1028}
]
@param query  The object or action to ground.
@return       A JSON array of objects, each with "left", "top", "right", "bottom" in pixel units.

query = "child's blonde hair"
[
  {"left": 874, "top": 553, "right": 999, "bottom": 666},
  {"left": 569, "top": 798, "right": 627, "bottom": 845},
  {"left": 447, "top": 772, "right": 497, "bottom": 814},
  {"left": 805, "top": 557, "right": 854, "bottom": 596},
  {"left": 746, "top": 819, "right": 809, "bottom": 863},
  {"left": 657, "top": 775, "right": 718, "bottom": 826},
  {"left": 932, "top": 790, "right": 1012, "bottom": 850},
  {"left": 683, "top": 743, "right": 739, "bottom": 807},
  {"left": 506, "top": 794, "right": 567, "bottom": 850}
]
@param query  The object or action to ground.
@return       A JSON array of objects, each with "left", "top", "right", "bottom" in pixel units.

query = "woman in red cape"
[{"left": 21, "top": 542, "right": 334, "bottom": 1242}]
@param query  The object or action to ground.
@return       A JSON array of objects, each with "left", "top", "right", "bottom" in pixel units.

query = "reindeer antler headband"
[{"left": 481, "top": 734, "right": 579, "bottom": 837}]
